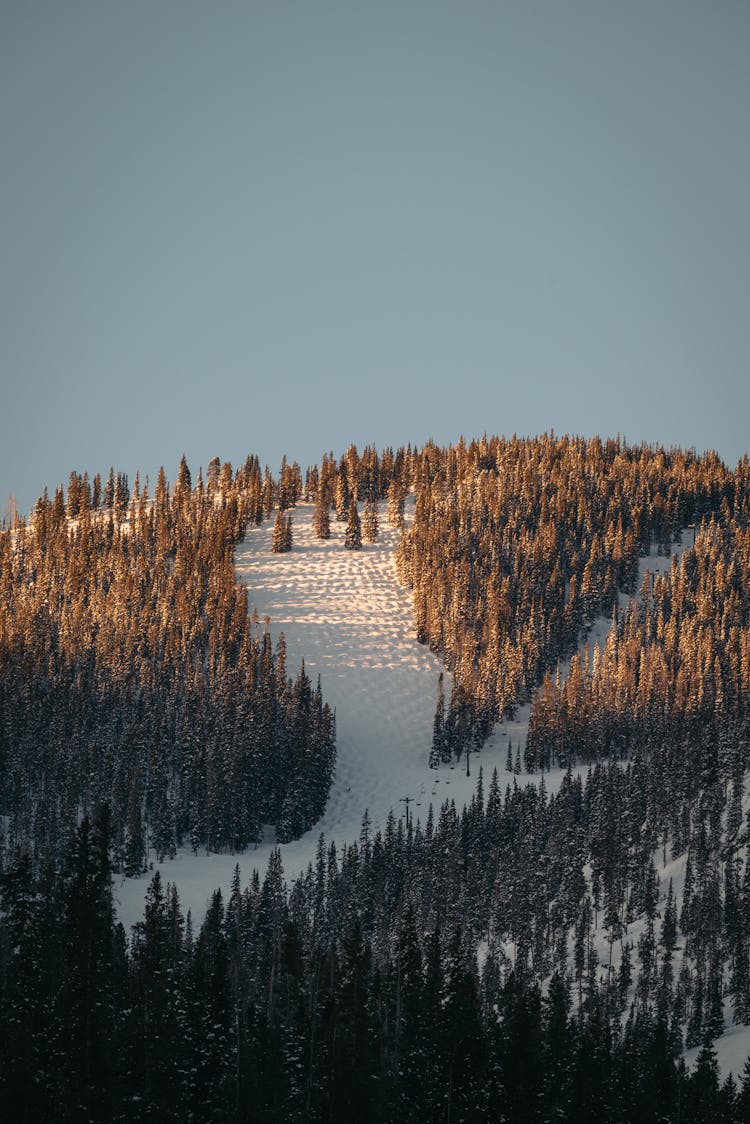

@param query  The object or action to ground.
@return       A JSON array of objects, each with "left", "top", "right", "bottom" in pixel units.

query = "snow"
[
  {"left": 687, "top": 1021, "right": 750, "bottom": 1082},
  {"left": 114, "top": 512, "right": 692, "bottom": 928},
  {"left": 115, "top": 500, "right": 508, "bottom": 929},
  {"left": 112, "top": 508, "right": 750, "bottom": 1074}
]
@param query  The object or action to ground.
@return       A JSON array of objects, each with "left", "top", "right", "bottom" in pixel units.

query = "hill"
[{"left": 3, "top": 434, "right": 750, "bottom": 1120}]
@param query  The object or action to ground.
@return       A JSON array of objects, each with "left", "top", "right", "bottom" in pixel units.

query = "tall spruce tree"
[{"left": 344, "top": 498, "right": 362, "bottom": 550}]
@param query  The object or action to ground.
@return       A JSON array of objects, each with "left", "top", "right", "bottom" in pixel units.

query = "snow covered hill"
[
  {"left": 114, "top": 505, "right": 750, "bottom": 1077},
  {"left": 116, "top": 502, "right": 507, "bottom": 928},
  {"left": 114, "top": 506, "right": 688, "bottom": 930}
]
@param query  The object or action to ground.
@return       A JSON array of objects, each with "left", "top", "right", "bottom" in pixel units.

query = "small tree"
[
  {"left": 386, "top": 479, "right": 406, "bottom": 529},
  {"left": 344, "top": 498, "right": 362, "bottom": 550},
  {"left": 362, "top": 499, "right": 379, "bottom": 543},
  {"left": 272, "top": 509, "right": 292, "bottom": 553},
  {"left": 313, "top": 488, "right": 331, "bottom": 539},
  {"left": 335, "top": 472, "right": 349, "bottom": 521}
]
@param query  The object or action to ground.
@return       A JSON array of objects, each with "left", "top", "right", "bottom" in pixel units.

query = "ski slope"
[
  {"left": 114, "top": 507, "right": 750, "bottom": 1076},
  {"left": 115, "top": 508, "right": 689, "bottom": 931},
  {"left": 116, "top": 501, "right": 508, "bottom": 927}
]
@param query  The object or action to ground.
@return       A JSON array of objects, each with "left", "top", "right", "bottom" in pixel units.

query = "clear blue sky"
[{"left": 2, "top": 0, "right": 748, "bottom": 516}]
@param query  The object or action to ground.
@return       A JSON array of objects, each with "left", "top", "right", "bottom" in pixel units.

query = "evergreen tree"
[
  {"left": 362, "top": 498, "right": 379, "bottom": 544},
  {"left": 386, "top": 478, "right": 406, "bottom": 530},
  {"left": 687, "top": 1040, "right": 722, "bottom": 1124},
  {"left": 0, "top": 851, "right": 59, "bottom": 1120},
  {"left": 334, "top": 470, "right": 349, "bottom": 521},
  {"left": 189, "top": 889, "right": 232, "bottom": 1118},
  {"left": 272, "top": 508, "right": 292, "bottom": 553},
  {"left": 313, "top": 486, "right": 331, "bottom": 539},
  {"left": 329, "top": 917, "right": 380, "bottom": 1124},
  {"left": 57, "top": 807, "right": 121, "bottom": 1120},
  {"left": 344, "top": 498, "right": 362, "bottom": 551},
  {"left": 129, "top": 872, "right": 189, "bottom": 1119},
  {"left": 542, "top": 971, "right": 573, "bottom": 1119},
  {"left": 442, "top": 928, "right": 485, "bottom": 1123},
  {"left": 430, "top": 673, "right": 447, "bottom": 767}
]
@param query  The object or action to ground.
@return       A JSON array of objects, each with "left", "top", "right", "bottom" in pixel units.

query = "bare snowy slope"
[{"left": 234, "top": 502, "right": 472, "bottom": 837}]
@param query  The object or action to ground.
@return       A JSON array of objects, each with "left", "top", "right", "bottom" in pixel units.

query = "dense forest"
[
  {"left": 3, "top": 779, "right": 750, "bottom": 1122},
  {"left": 0, "top": 455, "right": 335, "bottom": 865},
  {"left": 395, "top": 435, "right": 747, "bottom": 761},
  {"left": 2, "top": 433, "right": 750, "bottom": 1120}
]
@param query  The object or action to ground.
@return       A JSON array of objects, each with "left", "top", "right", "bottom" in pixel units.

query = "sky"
[{"left": 1, "top": 0, "right": 749, "bottom": 517}]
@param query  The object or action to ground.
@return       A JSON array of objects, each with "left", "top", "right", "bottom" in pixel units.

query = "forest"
[
  {"left": 2, "top": 433, "right": 750, "bottom": 1121},
  {"left": 0, "top": 455, "right": 335, "bottom": 865}
]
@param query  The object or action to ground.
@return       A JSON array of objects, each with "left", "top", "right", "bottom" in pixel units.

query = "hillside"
[
  {"left": 116, "top": 497, "right": 512, "bottom": 928},
  {"left": 116, "top": 472, "right": 750, "bottom": 1085},
  {"left": 3, "top": 435, "right": 750, "bottom": 1121}
]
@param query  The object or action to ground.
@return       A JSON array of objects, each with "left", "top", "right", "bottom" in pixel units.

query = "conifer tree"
[
  {"left": 386, "top": 478, "right": 406, "bottom": 529},
  {"left": 335, "top": 471, "right": 349, "bottom": 521},
  {"left": 104, "top": 466, "right": 115, "bottom": 509},
  {"left": 272, "top": 508, "right": 291, "bottom": 553},
  {"left": 313, "top": 486, "right": 331, "bottom": 539},
  {"left": 58, "top": 807, "right": 121, "bottom": 1119},
  {"left": 344, "top": 498, "right": 362, "bottom": 550},
  {"left": 430, "top": 673, "right": 447, "bottom": 767},
  {"left": 362, "top": 498, "right": 379, "bottom": 543}
]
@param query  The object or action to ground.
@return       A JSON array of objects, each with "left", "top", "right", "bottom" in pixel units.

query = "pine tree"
[
  {"left": 272, "top": 508, "right": 291, "bottom": 553},
  {"left": 114, "top": 472, "right": 129, "bottom": 519},
  {"left": 344, "top": 498, "right": 362, "bottom": 551},
  {"left": 430, "top": 673, "right": 447, "bottom": 767},
  {"left": 124, "top": 772, "right": 146, "bottom": 877},
  {"left": 313, "top": 486, "right": 331, "bottom": 539},
  {"left": 442, "top": 928, "right": 485, "bottom": 1123},
  {"left": 335, "top": 471, "right": 349, "bottom": 521},
  {"left": 362, "top": 499, "right": 379, "bottom": 543},
  {"left": 58, "top": 807, "right": 121, "bottom": 1119},
  {"left": 329, "top": 917, "right": 380, "bottom": 1124},
  {"left": 129, "top": 872, "right": 189, "bottom": 1119},
  {"left": 92, "top": 472, "right": 102, "bottom": 509},
  {"left": 104, "top": 466, "right": 115, "bottom": 510},
  {"left": 0, "top": 850, "right": 59, "bottom": 1120},
  {"left": 386, "top": 478, "right": 406, "bottom": 529},
  {"left": 542, "top": 971, "right": 573, "bottom": 1120},
  {"left": 687, "top": 1039, "right": 721, "bottom": 1123},
  {"left": 189, "top": 890, "right": 232, "bottom": 1117},
  {"left": 174, "top": 453, "right": 192, "bottom": 506},
  {"left": 67, "top": 471, "right": 81, "bottom": 519}
]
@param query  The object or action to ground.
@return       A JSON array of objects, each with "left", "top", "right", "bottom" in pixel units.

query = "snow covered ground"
[
  {"left": 116, "top": 502, "right": 508, "bottom": 928},
  {"left": 114, "top": 508, "right": 750, "bottom": 1075},
  {"left": 115, "top": 509, "right": 689, "bottom": 931}
]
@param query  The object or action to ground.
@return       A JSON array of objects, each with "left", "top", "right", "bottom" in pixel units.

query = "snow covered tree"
[
  {"left": 313, "top": 485, "right": 331, "bottom": 539},
  {"left": 362, "top": 498, "right": 379, "bottom": 543},
  {"left": 272, "top": 509, "right": 292, "bottom": 553},
  {"left": 344, "top": 498, "right": 362, "bottom": 551}
]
